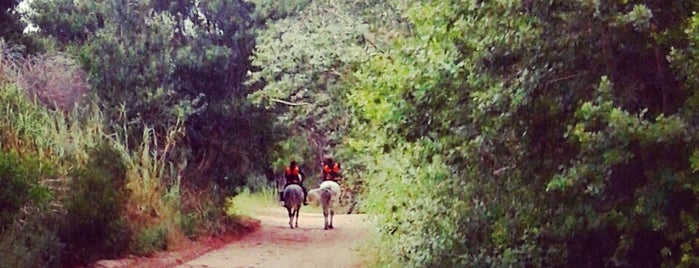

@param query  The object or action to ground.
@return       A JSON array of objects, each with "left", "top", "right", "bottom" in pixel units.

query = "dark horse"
[{"left": 282, "top": 184, "right": 303, "bottom": 229}]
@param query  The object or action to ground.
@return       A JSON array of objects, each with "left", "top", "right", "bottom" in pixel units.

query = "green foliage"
[
  {"left": 59, "top": 141, "right": 130, "bottom": 265},
  {"left": 1, "top": 35, "right": 224, "bottom": 265},
  {"left": 247, "top": 0, "right": 311, "bottom": 22},
  {"left": 27, "top": 0, "right": 104, "bottom": 44},
  {"left": 76, "top": 6, "right": 188, "bottom": 138},
  {"left": 0, "top": 1, "right": 39, "bottom": 53},
  {"left": 0, "top": 151, "right": 52, "bottom": 231},
  {"left": 357, "top": 141, "right": 452, "bottom": 266},
  {"left": 131, "top": 224, "right": 168, "bottom": 256},
  {"left": 338, "top": 0, "right": 699, "bottom": 267},
  {"left": 0, "top": 52, "right": 104, "bottom": 170},
  {"left": 247, "top": 0, "right": 378, "bottom": 161},
  {"left": 0, "top": 214, "right": 64, "bottom": 268},
  {"left": 29, "top": 0, "right": 277, "bottom": 193},
  {"left": 180, "top": 212, "right": 198, "bottom": 238},
  {"left": 12, "top": 0, "right": 699, "bottom": 266},
  {"left": 246, "top": 0, "right": 404, "bottom": 206}
]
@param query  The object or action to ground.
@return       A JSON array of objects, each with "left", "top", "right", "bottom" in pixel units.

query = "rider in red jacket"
[
  {"left": 322, "top": 157, "right": 341, "bottom": 182},
  {"left": 282, "top": 160, "right": 308, "bottom": 205}
]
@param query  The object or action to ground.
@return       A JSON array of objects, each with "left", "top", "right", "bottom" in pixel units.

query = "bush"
[
  {"left": 180, "top": 212, "right": 198, "bottom": 238},
  {"left": 0, "top": 152, "right": 60, "bottom": 267},
  {"left": 131, "top": 224, "right": 168, "bottom": 256},
  {"left": 0, "top": 213, "right": 64, "bottom": 267},
  {"left": 0, "top": 151, "right": 52, "bottom": 231},
  {"left": 179, "top": 187, "right": 224, "bottom": 238},
  {"left": 59, "top": 142, "right": 130, "bottom": 265}
]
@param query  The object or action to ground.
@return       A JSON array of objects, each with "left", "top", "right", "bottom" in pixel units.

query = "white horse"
[
  {"left": 282, "top": 184, "right": 304, "bottom": 229},
  {"left": 307, "top": 180, "right": 341, "bottom": 230}
]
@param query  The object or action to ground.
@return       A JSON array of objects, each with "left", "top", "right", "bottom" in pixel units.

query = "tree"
[
  {"left": 247, "top": 0, "right": 398, "bottom": 168},
  {"left": 1, "top": 0, "right": 37, "bottom": 53},
  {"left": 345, "top": 0, "right": 699, "bottom": 266},
  {"left": 28, "top": 0, "right": 279, "bottom": 192}
]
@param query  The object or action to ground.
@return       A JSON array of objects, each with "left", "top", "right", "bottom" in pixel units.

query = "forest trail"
[{"left": 176, "top": 206, "right": 373, "bottom": 268}]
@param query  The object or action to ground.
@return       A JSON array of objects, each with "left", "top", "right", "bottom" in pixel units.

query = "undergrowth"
[{"left": 0, "top": 41, "right": 226, "bottom": 266}]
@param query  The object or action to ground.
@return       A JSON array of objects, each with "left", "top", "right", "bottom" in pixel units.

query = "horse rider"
[
  {"left": 322, "top": 157, "right": 342, "bottom": 183},
  {"left": 281, "top": 160, "right": 308, "bottom": 205}
]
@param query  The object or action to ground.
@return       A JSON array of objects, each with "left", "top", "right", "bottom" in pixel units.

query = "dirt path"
[{"left": 176, "top": 207, "right": 372, "bottom": 268}]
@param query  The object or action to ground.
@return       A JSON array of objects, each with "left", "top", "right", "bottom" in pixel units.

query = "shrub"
[
  {"left": 131, "top": 224, "right": 168, "bottom": 256},
  {"left": 180, "top": 212, "right": 198, "bottom": 238},
  {"left": 59, "top": 142, "right": 130, "bottom": 265},
  {"left": 180, "top": 187, "right": 221, "bottom": 238},
  {"left": 0, "top": 151, "right": 59, "bottom": 267},
  {"left": 0, "top": 151, "right": 52, "bottom": 231},
  {"left": 0, "top": 213, "right": 64, "bottom": 267}
]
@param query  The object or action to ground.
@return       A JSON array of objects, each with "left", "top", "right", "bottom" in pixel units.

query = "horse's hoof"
[
  {"left": 324, "top": 226, "right": 329, "bottom": 230},
  {"left": 329, "top": 225, "right": 334, "bottom": 229}
]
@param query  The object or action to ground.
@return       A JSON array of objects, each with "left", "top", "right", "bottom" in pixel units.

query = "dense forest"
[{"left": 2, "top": 0, "right": 699, "bottom": 267}]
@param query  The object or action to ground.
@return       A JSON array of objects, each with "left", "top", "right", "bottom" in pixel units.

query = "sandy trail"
[{"left": 176, "top": 206, "right": 372, "bottom": 268}]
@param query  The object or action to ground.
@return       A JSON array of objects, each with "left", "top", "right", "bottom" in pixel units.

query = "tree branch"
[
  {"left": 546, "top": 72, "right": 589, "bottom": 85},
  {"left": 270, "top": 98, "right": 311, "bottom": 106}
]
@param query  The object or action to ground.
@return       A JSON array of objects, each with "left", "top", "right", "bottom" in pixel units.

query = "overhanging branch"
[
  {"left": 546, "top": 72, "right": 589, "bottom": 85},
  {"left": 270, "top": 98, "right": 311, "bottom": 106}
]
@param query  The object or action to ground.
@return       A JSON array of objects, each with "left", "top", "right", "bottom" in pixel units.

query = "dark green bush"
[
  {"left": 59, "top": 142, "right": 130, "bottom": 265},
  {"left": 0, "top": 214, "right": 64, "bottom": 268},
  {"left": 0, "top": 151, "right": 60, "bottom": 267},
  {"left": 0, "top": 151, "right": 52, "bottom": 231},
  {"left": 349, "top": 1, "right": 699, "bottom": 267}
]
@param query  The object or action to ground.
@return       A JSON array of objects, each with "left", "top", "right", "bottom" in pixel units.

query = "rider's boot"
[{"left": 301, "top": 186, "right": 308, "bottom": 205}]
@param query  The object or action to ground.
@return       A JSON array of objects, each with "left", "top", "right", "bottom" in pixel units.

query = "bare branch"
[
  {"left": 546, "top": 72, "right": 589, "bottom": 85},
  {"left": 493, "top": 165, "right": 516, "bottom": 176},
  {"left": 271, "top": 98, "right": 311, "bottom": 106}
]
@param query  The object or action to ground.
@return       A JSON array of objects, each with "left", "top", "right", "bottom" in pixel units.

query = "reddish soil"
[
  {"left": 93, "top": 217, "right": 262, "bottom": 268},
  {"left": 94, "top": 207, "right": 371, "bottom": 268}
]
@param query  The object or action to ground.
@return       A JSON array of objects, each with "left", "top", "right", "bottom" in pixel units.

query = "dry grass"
[
  {"left": 15, "top": 54, "right": 88, "bottom": 112},
  {"left": 1, "top": 39, "right": 88, "bottom": 113}
]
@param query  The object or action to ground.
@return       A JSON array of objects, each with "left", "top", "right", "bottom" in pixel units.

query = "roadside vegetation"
[{"left": 2, "top": 0, "right": 699, "bottom": 267}]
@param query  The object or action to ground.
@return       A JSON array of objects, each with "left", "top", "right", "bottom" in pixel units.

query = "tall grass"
[
  {"left": 113, "top": 117, "right": 187, "bottom": 254},
  {"left": 0, "top": 41, "right": 98, "bottom": 172},
  {"left": 0, "top": 39, "right": 191, "bottom": 262}
]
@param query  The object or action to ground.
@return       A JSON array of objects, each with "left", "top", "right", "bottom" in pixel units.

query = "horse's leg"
[
  {"left": 287, "top": 207, "right": 294, "bottom": 229},
  {"left": 323, "top": 206, "right": 329, "bottom": 230},
  {"left": 327, "top": 196, "right": 336, "bottom": 229},
  {"left": 328, "top": 206, "right": 335, "bottom": 229},
  {"left": 294, "top": 206, "right": 299, "bottom": 228}
]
